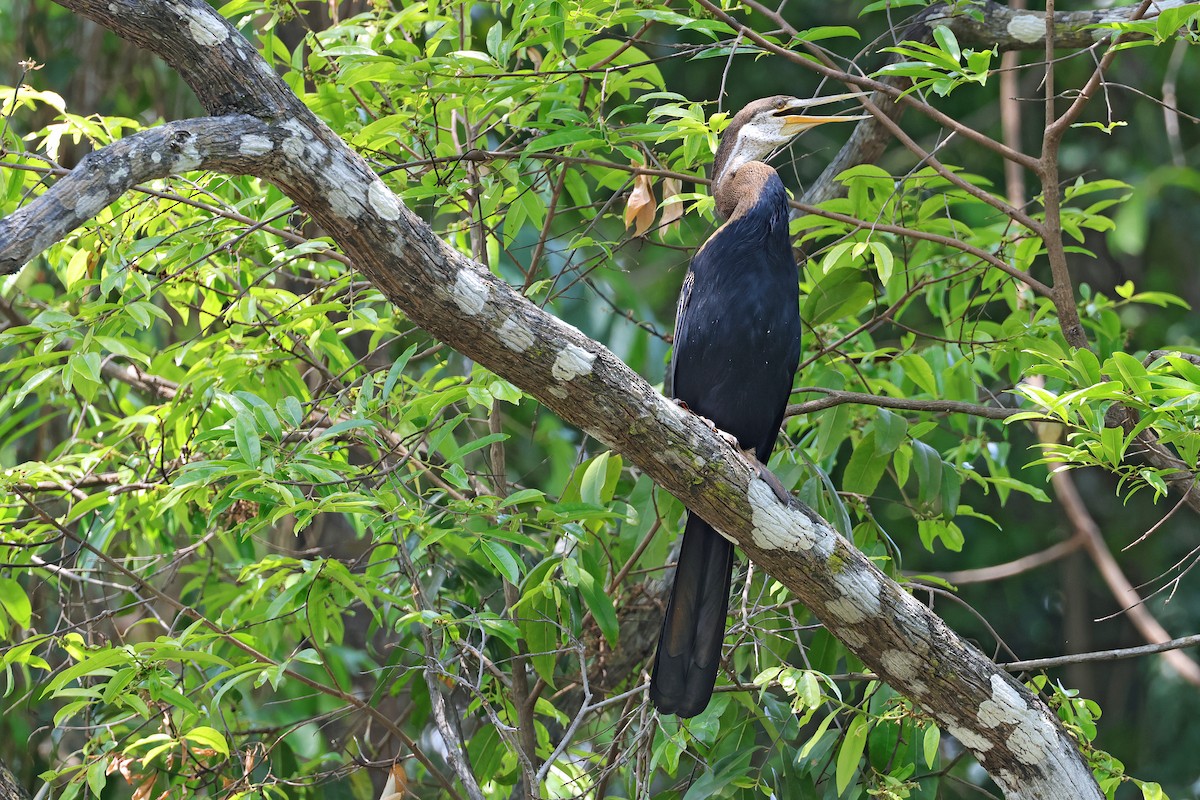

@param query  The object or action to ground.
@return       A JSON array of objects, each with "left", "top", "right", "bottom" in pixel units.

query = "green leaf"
[
  {"left": 576, "top": 569, "right": 619, "bottom": 646},
  {"left": 86, "top": 757, "right": 107, "bottom": 797},
  {"left": 843, "top": 432, "right": 886, "bottom": 496},
  {"left": 1138, "top": 781, "right": 1165, "bottom": 800},
  {"left": 874, "top": 409, "right": 907, "bottom": 454},
  {"left": 184, "top": 725, "right": 230, "bottom": 757},
  {"left": 799, "top": 711, "right": 837, "bottom": 759},
  {"left": 580, "top": 451, "right": 611, "bottom": 506},
  {"left": 236, "top": 391, "right": 282, "bottom": 441},
  {"left": 803, "top": 268, "right": 874, "bottom": 326},
  {"left": 480, "top": 540, "right": 521, "bottom": 584},
  {"left": 911, "top": 440, "right": 943, "bottom": 504},
  {"left": 836, "top": 714, "right": 869, "bottom": 795},
  {"left": 14, "top": 367, "right": 58, "bottom": 404},
  {"left": 897, "top": 354, "right": 938, "bottom": 396},
  {"left": 0, "top": 579, "right": 32, "bottom": 629},
  {"left": 467, "top": 724, "right": 505, "bottom": 782},
  {"left": 859, "top": 0, "right": 925, "bottom": 15},
  {"left": 64, "top": 248, "right": 91, "bottom": 290},
  {"left": 279, "top": 396, "right": 304, "bottom": 428},
  {"left": 923, "top": 724, "right": 940, "bottom": 768},
  {"left": 794, "top": 25, "right": 860, "bottom": 42},
  {"left": 933, "top": 25, "right": 961, "bottom": 62},
  {"left": 815, "top": 403, "right": 854, "bottom": 462},
  {"left": 500, "top": 488, "right": 546, "bottom": 507},
  {"left": 527, "top": 127, "right": 601, "bottom": 154},
  {"left": 869, "top": 241, "right": 894, "bottom": 287},
  {"left": 234, "top": 411, "right": 261, "bottom": 467},
  {"left": 520, "top": 590, "right": 560, "bottom": 686}
]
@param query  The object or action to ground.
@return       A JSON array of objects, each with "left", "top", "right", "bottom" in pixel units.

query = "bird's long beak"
[{"left": 779, "top": 91, "right": 870, "bottom": 134}]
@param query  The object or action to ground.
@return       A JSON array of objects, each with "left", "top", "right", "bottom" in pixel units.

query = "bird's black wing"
[{"left": 664, "top": 268, "right": 693, "bottom": 399}]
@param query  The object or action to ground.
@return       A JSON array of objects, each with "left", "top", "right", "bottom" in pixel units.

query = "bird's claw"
[
  {"left": 675, "top": 399, "right": 742, "bottom": 449},
  {"left": 746, "top": 453, "right": 793, "bottom": 506},
  {"left": 679, "top": 399, "right": 793, "bottom": 504}
]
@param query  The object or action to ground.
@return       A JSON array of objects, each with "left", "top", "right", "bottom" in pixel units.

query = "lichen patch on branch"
[
  {"left": 880, "top": 649, "right": 928, "bottom": 696},
  {"left": 323, "top": 158, "right": 368, "bottom": 219},
  {"left": 450, "top": 270, "right": 490, "bottom": 316},
  {"left": 368, "top": 180, "right": 401, "bottom": 221},
  {"left": 74, "top": 191, "right": 109, "bottom": 219},
  {"left": 1006, "top": 14, "right": 1045, "bottom": 43},
  {"left": 948, "top": 723, "right": 993, "bottom": 754},
  {"left": 170, "top": 135, "right": 202, "bottom": 172},
  {"left": 746, "top": 478, "right": 833, "bottom": 555},
  {"left": 498, "top": 316, "right": 535, "bottom": 352},
  {"left": 825, "top": 562, "right": 882, "bottom": 625},
  {"left": 978, "top": 674, "right": 1053, "bottom": 766},
  {"left": 240, "top": 134, "right": 273, "bottom": 156},
  {"left": 280, "top": 119, "right": 329, "bottom": 162},
  {"left": 174, "top": 2, "right": 229, "bottom": 46},
  {"left": 551, "top": 343, "right": 595, "bottom": 381}
]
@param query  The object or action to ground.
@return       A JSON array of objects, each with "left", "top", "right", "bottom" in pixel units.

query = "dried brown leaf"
[
  {"left": 378, "top": 760, "right": 408, "bottom": 800},
  {"left": 624, "top": 171, "right": 656, "bottom": 237},
  {"left": 132, "top": 775, "right": 156, "bottom": 800},
  {"left": 658, "top": 177, "right": 683, "bottom": 238}
]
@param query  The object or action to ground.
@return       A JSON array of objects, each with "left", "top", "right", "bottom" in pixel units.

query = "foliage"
[{"left": 2, "top": 0, "right": 1199, "bottom": 797}]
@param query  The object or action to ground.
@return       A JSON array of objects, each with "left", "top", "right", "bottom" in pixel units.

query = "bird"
[{"left": 650, "top": 94, "right": 866, "bottom": 718}]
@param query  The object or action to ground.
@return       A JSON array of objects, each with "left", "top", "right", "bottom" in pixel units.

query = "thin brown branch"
[
  {"left": 918, "top": 535, "right": 1085, "bottom": 585},
  {"left": 792, "top": 201, "right": 1053, "bottom": 297},
  {"left": 1003, "top": 633, "right": 1200, "bottom": 672},
  {"left": 1044, "top": 0, "right": 1157, "bottom": 139},
  {"left": 1036, "top": 0, "right": 1089, "bottom": 350},
  {"left": 786, "top": 388, "right": 1032, "bottom": 421},
  {"left": 736, "top": 0, "right": 1041, "bottom": 173}
]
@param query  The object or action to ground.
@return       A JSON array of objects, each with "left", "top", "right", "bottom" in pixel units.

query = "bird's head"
[{"left": 711, "top": 93, "right": 868, "bottom": 190}]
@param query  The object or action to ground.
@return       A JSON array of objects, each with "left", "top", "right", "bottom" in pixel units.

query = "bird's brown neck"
[{"left": 712, "top": 161, "right": 777, "bottom": 222}]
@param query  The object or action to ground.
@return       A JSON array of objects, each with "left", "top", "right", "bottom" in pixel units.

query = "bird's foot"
[
  {"left": 745, "top": 452, "right": 793, "bottom": 506},
  {"left": 674, "top": 400, "right": 742, "bottom": 449}
]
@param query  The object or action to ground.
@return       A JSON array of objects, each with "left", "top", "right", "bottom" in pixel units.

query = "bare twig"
[
  {"left": 787, "top": 388, "right": 1033, "bottom": 421},
  {"left": 1003, "top": 633, "right": 1200, "bottom": 672},
  {"left": 921, "top": 536, "right": 1084, "bottom": 585}
]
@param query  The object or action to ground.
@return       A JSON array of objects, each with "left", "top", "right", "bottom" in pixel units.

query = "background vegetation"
[{"left": 2, "top": 0, "right": 1199, "bottom": 797}]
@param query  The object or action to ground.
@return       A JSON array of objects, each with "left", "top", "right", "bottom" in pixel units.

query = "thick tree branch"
[
  {"left": 2, "top": 0, "right": 1107, "bottom": 795},
  {"left": 935, "top": 0, "right": 1191, "bottom": 51},
  {"left": 0, "top": 117, "right": 276, "bottom": 274},
  {"left": 0, "top": 757, "right": 28, "bottom": 800}
]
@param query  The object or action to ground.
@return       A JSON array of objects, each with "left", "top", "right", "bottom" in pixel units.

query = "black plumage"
[{"left": 650, "top": 95, "right": 862, "bottom": 718}]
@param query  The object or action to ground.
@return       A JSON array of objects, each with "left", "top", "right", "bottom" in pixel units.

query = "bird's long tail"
[{"left": 649, "top": 512, "right": 734, "bottom": 718}]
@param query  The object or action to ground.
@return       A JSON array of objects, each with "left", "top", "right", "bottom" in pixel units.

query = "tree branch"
[
  {"left": 786, "top": 388, "right": 1032, "bottom": 421},
  {"left": 1003, "top": 633, "right": 1200, "bottom": 672}
]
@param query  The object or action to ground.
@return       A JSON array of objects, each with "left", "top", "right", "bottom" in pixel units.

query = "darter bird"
[{"left": 651, "top": 93, "right": 865, "bottom": 718}]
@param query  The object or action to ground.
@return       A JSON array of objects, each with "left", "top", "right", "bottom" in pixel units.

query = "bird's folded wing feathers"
[{"left": 664, "top": 268, "right": 694, "bottom": 399}]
